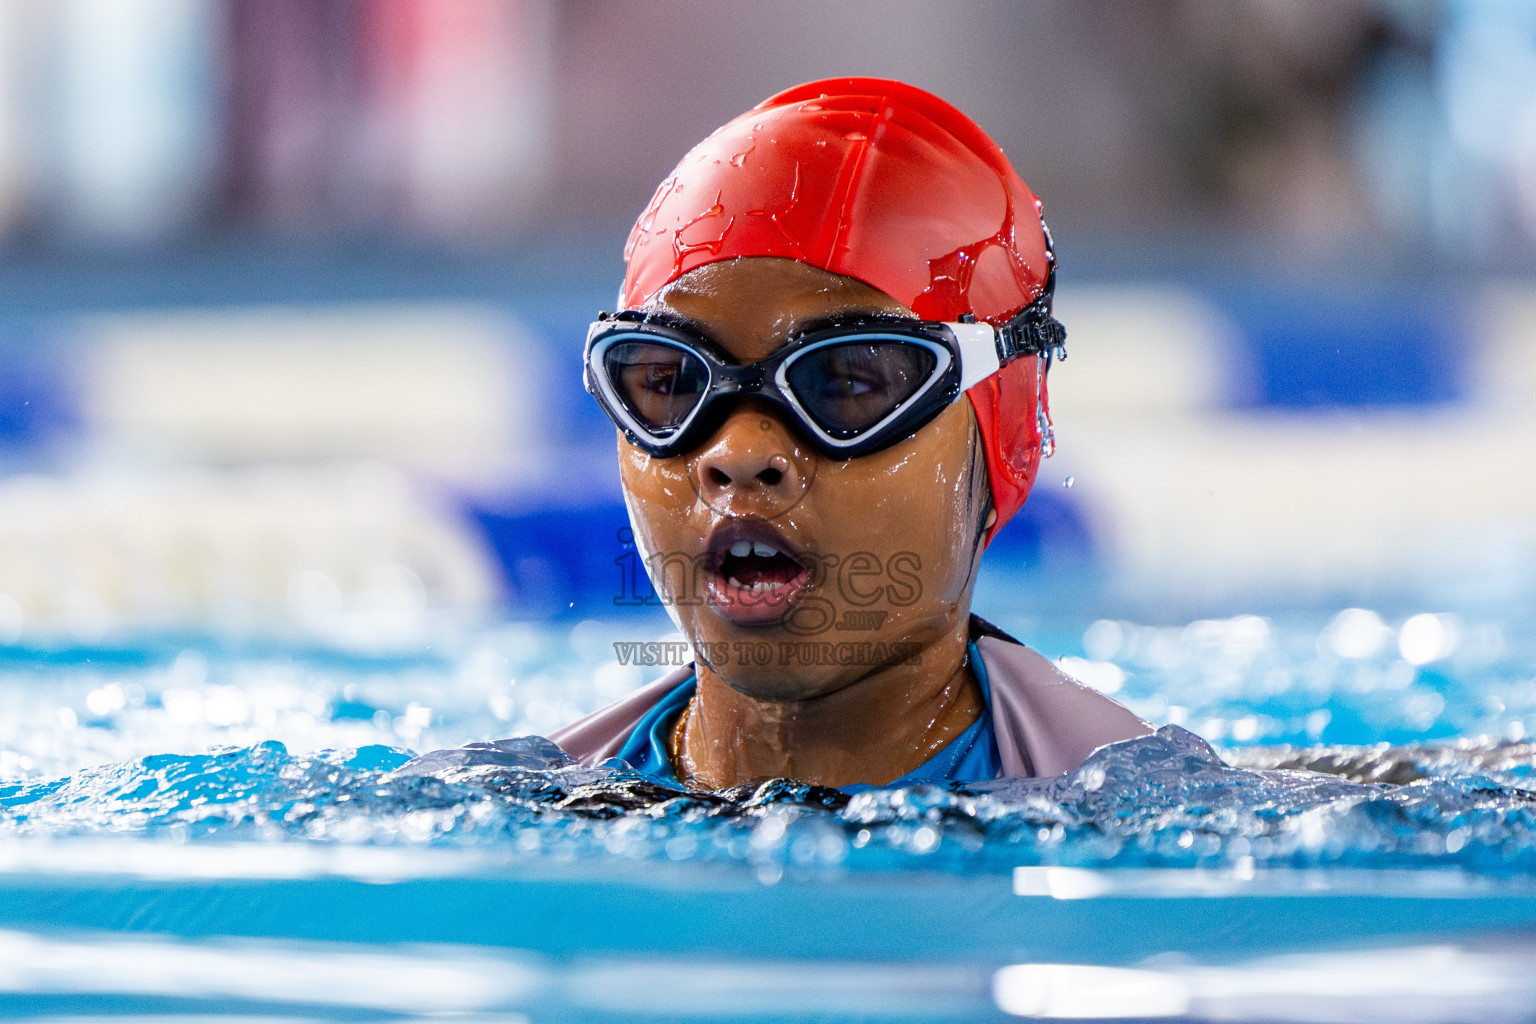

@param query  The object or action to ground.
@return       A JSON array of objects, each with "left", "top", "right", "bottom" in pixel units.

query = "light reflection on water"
[
  {"left": 4, "top": 605, "right": 1535, "bottom": 784},
  {"left": 5, "top": 924, "right": 1533, "bottom": 1023},
  {"left": 0, "top": 606, "right": 1534, "bottom": 873}
]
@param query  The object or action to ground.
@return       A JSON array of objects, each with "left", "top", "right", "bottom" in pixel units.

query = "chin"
[
  {"left": 708, "top": 658, "right": 854, "bottom": 703},
  {"left": 687, "top": 606, "right": 958, "bottom": 703}
]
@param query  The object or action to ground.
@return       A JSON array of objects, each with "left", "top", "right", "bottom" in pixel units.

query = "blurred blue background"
[{"left": 0, "top": 0, "right": 1534, "bottom": 647}]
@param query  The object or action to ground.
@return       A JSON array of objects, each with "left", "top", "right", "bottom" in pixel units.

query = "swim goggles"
[{"left": 584, "top": 273, "right": 1067, "bottom": 460}]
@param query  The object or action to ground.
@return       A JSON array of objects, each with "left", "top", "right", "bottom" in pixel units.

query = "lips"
[{"left": 704, "top": 521, "right": 812, "bottom": 626}]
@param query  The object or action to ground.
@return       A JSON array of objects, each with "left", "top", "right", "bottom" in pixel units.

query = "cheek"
[
  {"left": 806, "top": 405, "right": 981, "bottom": 599},
  {"left": 617, "top": 443, "right": 698, "bottom": 550}
]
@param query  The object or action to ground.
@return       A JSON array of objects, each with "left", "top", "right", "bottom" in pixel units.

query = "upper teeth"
[{"left": 728, "top": 540, "right": 780, "bottom": 558}]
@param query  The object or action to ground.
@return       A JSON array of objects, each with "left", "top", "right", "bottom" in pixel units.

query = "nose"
[{"left": 689, "top": 401, "right": 814, "bottom": 518}]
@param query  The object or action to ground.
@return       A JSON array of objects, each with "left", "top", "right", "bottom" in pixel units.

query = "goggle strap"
[
  {"left": 956, "top": 307, "right": 1068, "bottom": 393},
  {"left": 997, "top": 311, "right": 1066, "bottom": 363},
  {"left": 954, "top": 322, "right": 1003, "bottom": 391}
]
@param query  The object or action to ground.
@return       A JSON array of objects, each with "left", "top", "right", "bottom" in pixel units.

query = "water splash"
[{"left": 5, "top": 726, "right": 1535, "bottom": 879}]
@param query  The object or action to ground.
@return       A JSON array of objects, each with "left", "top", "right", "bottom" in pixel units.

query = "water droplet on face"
[{"left": 1063, "top": 476, "right": 1075, "bottom": 488}]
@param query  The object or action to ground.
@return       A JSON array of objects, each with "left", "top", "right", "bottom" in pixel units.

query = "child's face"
[{"left": 618, "top": 256, "right": 990, "bottom": 702}]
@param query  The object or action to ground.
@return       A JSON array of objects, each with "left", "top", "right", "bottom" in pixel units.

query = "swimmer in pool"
[{"left": 552, "top": 78, "right": 1151, "bottom": 789}]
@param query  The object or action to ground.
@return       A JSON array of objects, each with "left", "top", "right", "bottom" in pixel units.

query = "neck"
[{"left": 677, "top": 621, "right": 983, "bottom": 789}]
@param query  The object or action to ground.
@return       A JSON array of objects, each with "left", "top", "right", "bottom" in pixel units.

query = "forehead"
[{"left": 647, "top": 257, "right": 914, "bottom": 362}]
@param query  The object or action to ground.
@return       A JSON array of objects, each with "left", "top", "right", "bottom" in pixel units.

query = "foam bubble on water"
[
  {"left": 85, "top": 684, "right": 126, "bottom": 717},
  {"left": 1081, "top": 619, "right": 1123, "bottom": 661},
  {"left": 1056, "top": 657, "right": 1125, "bottom": 694},
  {"left": 1400, "top": 613, "right": 1462, "bottom": 666},
  {"left": 1323, "top": 608, "right": 1392, "bottom": 660}
]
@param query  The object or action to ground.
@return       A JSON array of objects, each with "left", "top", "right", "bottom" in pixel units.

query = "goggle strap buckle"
[
  {"left": 994, "top": 252, "right": 1067, "bottom": 365},
  {"left": 995, "top": 308, "right": 1067, "bottom": 363}
]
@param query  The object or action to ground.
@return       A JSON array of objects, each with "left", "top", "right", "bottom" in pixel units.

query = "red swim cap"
[{"left": 621, "top": 77, "right": 1054, "bottom": 544}]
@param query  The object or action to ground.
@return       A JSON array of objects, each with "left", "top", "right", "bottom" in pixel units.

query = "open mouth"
[{"left": 705, "top": 527, "right": 812, "bottom": 625}]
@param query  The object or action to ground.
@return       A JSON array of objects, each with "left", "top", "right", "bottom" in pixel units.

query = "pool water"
[{"left": 3, "top": 598, "right": 1536, "bottom": 1021}]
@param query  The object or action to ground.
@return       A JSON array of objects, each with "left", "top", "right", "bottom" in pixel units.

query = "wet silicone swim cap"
[{"left": 621, "top": 77, "right": 1055, "bottom": 544}]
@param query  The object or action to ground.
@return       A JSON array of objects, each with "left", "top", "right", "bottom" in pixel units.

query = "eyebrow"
[
  {"left": 792, "top": 309, "right": 918, "bottom": 335},
  {"left": 640, "top": 306, "right": 918, "bottom": 348},
  {"left": 637, "top": 308, "right": 713, "bottom": 337}
]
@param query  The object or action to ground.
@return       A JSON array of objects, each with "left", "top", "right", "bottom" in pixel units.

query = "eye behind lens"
[
  {"left": 785, "top": 340, "right": 937, "bottom": 437},
  {"left": 604, "top": 339, "right": 710, "bottom": 432}
]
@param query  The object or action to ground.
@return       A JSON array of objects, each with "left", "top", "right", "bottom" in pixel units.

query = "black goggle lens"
[
  {"left": 603, "top": 340, "right": 710, "bottom": 434},
  {"left": 785, "top": 341, "right": 937, "bottom": 438}
]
